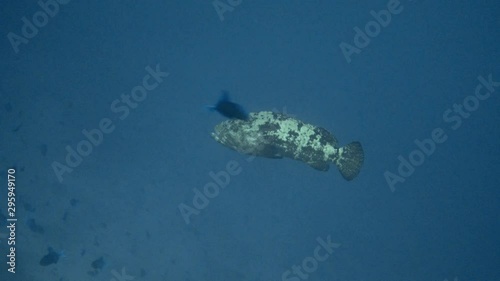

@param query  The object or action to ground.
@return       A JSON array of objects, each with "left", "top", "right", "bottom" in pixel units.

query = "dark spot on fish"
[
  {"left": 39, "top": 247, "right": 60, "bottom": 266},
  {"left": 27, "top": 218, "right": 44, "bottom": 234},
  {"left": 314, "top": 127, "right": 336, "bottom": 145},
  {"left": 319, "top": 136, "right": 330, "bottom": 146},
  {"left": 259, "top": 122, "right": 280, "bottom": 132},
  {"left": 300, "top": 145, "right": 324, "bottom": 163}
]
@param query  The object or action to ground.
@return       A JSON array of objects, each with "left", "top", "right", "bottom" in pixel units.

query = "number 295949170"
[{"left": 7, "top": 169, "right": 16, "bottom": 216}]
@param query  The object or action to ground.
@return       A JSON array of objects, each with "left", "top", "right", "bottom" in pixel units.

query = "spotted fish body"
[{"left": 211, "top": 111, "right": 364, "bottom": 180}]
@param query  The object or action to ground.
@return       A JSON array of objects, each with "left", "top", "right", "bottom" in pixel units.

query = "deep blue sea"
[{"left": 1, "top": 1, "right": 499, "bottom": 281}]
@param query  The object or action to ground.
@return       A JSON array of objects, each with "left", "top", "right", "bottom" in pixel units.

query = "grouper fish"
[{"left": 211, "top": 111, "right": 364, "bottom": 180}]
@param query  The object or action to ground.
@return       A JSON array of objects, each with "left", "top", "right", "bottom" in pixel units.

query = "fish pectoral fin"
[
  {"left": 260, "top": 145, "right": 283, "bottom": 159},
  {"left": 308, "top": 161, "right": 330, "bottom": 171}
]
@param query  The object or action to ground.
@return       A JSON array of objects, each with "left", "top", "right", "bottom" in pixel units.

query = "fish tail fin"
[
  {"left": 336, "top": 141, "right": 364, "bottom": 181},
  {"left": 205, "top": 105, "right": 217, "bottom": 112}
]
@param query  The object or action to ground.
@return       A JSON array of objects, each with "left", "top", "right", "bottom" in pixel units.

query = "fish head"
[{"left": 211, "top": 118, "right": 266, "bottom": 156}]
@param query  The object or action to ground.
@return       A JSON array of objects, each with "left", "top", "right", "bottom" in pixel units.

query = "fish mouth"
[
  {"left": 211, "top": 124, "right": 240, "bottom": 148},
  {"left": 211, "top": 123, "right": 229, "bottom": 144},
  {"left": 210, "top": 131, "right": 224, "bottom": 145}
]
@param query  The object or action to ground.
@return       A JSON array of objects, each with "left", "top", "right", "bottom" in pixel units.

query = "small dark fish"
[
  {"left": 4, "top": 102, "right": 12, "bottom": 112},
  {"left": 39, "top": 144, "right": 48, "bottom": 156},
  {"left": 91, "top": 256, "right": 105, "bottom": 270},
  {"left": 70, "top": 198, "right": 79, "bottom": 207},
  {"left": 39, "top": 247, "right": 61, "bottom": 266},
  {"left": 208, "top": 91, "right": 248, "bottom": 120},
  {"left": 62, "top": 210, "right": 69, "bottom": 222},
  {"left": 23, "top": 203, "right": 36, "bottom": 212},
  {"left": 11, "top": 122, "right": 22, "bottom": 132},
  {"left": 26, "top": 218, "right": 44, "bottom": 234},
  {"left": 88, "top": 256, "right": 106, "bottom": 277}
]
